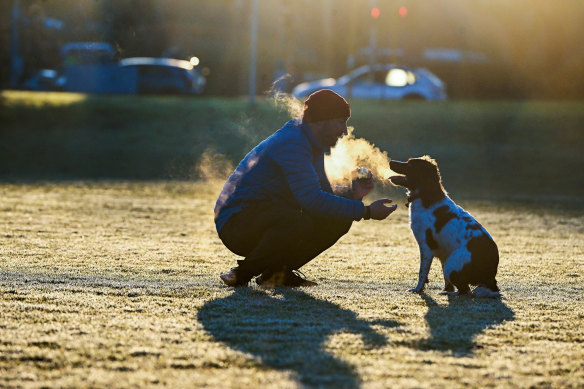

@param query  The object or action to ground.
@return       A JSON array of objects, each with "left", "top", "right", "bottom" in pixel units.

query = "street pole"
[
  {"left": 323, "top": 0, "right": 333, "bottom": 74},
  {"left": 10, "top": 0, "right": 23, "bottom": 88},
  {"left": 369, "top": 0, "right": 378, "bottom": 69},
  {"left": 248, "top": 0, "right": 259, "bottom": 106}
]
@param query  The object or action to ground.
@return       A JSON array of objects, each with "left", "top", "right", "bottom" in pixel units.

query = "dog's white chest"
[{"left": 409, "top": 198, "right": 472, "bottom": 259}]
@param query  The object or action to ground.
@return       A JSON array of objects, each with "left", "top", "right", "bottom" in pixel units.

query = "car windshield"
[
  {"left": 337, "top": 66, "right": 371, "bottom": 85},
  {"left": 336, "top": 66, "right": 417, "bottom": 87}
]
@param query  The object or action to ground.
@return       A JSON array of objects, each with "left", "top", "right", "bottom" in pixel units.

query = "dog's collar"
[{"left": 406, "top": 190, "right": 421, "bottom": 208}]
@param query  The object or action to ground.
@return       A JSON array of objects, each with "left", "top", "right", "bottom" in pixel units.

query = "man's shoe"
[
  {"left": 220, "top": 267, "right": 250, "bottom": 287},
  {"left": 255, "top": 270, "right": 286, "bottom": 287},
  {"left": 256, "top": 270, "right": 317, "bottom": 287},
  {"left": 286, "top": 270, "right": 318, "bottom": 287}
]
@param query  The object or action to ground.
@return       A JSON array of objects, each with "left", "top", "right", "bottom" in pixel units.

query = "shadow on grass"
[
  {"left": 416, "top": 293, "right": 515, "bottom": 356},
  {"left": 198, "top": 287, "right": 399, "bottom": 389}
]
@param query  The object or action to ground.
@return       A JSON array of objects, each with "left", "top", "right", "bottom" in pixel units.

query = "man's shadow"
[
  {"left": 198, "top": 288, "right": 399, "bottom": 388},
  {"left": 416, "top": 293, "right": 515, "bottom": 356}
]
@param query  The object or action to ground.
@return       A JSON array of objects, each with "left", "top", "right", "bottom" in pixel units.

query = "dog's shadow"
[
  {"left": 415, "top": 293, "right": 515, "bottom": 356},
  {"left": 198, "top": 288, "right": 399, "bottom": 388}
]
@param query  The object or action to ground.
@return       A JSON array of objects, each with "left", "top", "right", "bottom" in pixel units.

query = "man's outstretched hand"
[{"left": 368, "top": 199, "right": 397, "bottom": 220}]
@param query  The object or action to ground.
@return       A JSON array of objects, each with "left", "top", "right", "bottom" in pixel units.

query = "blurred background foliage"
[
  {"left": 1, "top": 0, "right": 583, "bottom": 99},
  {"left": 1, "top": 91, "right": 583, "bottom": 204}
]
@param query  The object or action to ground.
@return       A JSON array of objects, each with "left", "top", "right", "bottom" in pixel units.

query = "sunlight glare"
[
  {"left": 1, "top": 91, "right": 88, "bottom": 107},
  {"left": 386, "top": 69, "right": 408, "bottom": 87}
]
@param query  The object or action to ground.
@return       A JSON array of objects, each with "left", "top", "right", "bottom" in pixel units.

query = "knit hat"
[{"left": 303, "top": 89, "right": 351, "bottom": 123}]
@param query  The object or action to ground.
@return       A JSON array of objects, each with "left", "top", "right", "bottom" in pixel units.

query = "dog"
[{"left": 389, "top": 156, "right": 500, "bottom": 297}]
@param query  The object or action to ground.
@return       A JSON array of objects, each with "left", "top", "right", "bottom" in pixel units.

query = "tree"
[{"left": 99, "top": 0, "right": 168, "bottom": 58}]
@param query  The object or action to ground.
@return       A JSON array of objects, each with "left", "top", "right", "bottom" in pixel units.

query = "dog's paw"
[
  {"left": 408, "top": 287, "right": 424, "bottom": 293},
  {"left": 472, "top": 286, "right": 501, "bottom": 298},
  {"left": 440, "top": 291, "right": 461, "bottom": 296}
]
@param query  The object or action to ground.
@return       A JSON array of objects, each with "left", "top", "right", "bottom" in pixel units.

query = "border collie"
[{"left": 389, "top": 156, "right": 500, "bottom": 298}]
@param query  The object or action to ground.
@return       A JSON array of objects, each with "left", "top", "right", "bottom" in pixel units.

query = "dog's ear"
[
  {"left": 415, "top": 156, "right": 440, "bottom": 183},
  {"left": 420, "top": 155, "right": 437, "bottom": 164},
  {"left": 416, "top": 157, "right": 445, "bottom": 207}
]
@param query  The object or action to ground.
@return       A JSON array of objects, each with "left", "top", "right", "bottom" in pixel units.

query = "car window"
[
  {"left": 351, "top": 72, "right": 372, "bottom": 83},
  {"left": 385, "top": 69, "right": 416, "bottom": 87},
  {"left": 139, "top": 66, "right": 168, "bottom": 77},
  {"left": 352, "top": 70, "right": 387, "bottom": 84},
  {"left": 170, "top": 67, "right": 189, "bottom": 82},
  {"left": 374, "top": 70, "right": 388, "bottom": 83},
  {"left": 141, "top": 65, "right": 186, "bottom": 79},
  {"left": 339, "top": 67, "right": 368, "bottom": 84}
]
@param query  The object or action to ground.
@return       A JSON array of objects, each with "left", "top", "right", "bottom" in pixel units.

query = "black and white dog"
[{"left": 389, "top": 156, "right": 500, "bottom": 297}]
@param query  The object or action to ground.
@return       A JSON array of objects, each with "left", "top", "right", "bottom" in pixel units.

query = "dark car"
[
  {"left": 22, "top": 69, "right": 66, "bottom": 91},
  {"left": 119, "top": 57, "right": 206, "bottom": 95}
]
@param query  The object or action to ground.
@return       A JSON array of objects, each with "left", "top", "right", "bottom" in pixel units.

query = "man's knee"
[{"left": 315, "top": 216, "right": 353, "bottom": 240}]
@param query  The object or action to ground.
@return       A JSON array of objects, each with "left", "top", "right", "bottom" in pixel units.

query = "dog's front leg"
[
  {"left": 409, "top": 245, "right": 433, "bottom": 293},
  {"left": 438, "top": 257, "right": 455, "bottom": 294}
]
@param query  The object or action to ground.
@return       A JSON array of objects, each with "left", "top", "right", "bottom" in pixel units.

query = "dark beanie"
[{"left": 303, "top": 89, "right": 351, "bottom": 123}]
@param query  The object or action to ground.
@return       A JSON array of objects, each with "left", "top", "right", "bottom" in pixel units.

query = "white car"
[{"left": 292, "top": 64, "right": 447, "bottom": 100}]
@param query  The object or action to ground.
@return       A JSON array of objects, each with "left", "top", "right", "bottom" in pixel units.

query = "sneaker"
[
  {"left": 256, "top": 270, "right": 317, "bottom": 287},
  {"left": 220, "top": 267, "right": 250, "bottom": 287},
  {"left": 255, "top": 270, "right": 285, "bottom": 287},
  {"left": 286, "top": 270, "right": 318, "bottom": 287}
]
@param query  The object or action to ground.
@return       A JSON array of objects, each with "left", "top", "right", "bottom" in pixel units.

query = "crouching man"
[{"left": 214, "top": 89, "right": 397, "bottom": 287}]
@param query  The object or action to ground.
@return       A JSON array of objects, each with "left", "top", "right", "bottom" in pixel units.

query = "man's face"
[{"left": 318, "top": 118, "right": 349, "bottom": 149}]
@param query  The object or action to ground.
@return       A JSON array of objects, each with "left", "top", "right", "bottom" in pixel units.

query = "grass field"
[
  {"left": 1, "top": 92, "right": 583, "bottom": 388},
  {"left": 0, "top": 181, "right": 582, "bottom": 388}
]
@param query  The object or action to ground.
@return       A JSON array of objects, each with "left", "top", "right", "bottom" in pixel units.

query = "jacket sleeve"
[
  {"left": 272, "top": 140, "right": 364, "bottom": 220},
  {"left": 332, "top": 185, "right": 352, "bottom": 199}
]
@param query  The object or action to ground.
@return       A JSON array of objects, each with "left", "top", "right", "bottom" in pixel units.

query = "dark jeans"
[{"left": 218, "top": 203, "right": 353, "bottom": 281}]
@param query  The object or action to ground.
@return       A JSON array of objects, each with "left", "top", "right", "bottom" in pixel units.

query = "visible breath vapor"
[
  {"left": 195, "top": 149, "right": 234, "bottom": 181},
  {"left": 267, "top": 74, "right": 304, "bottom": 119},
  {"left": 325, "top": 127, "right": 392, "bottom": 186},
  {"left": 197, "top": 87, "right": 392, "bottom": 186},
  {"left": 268, "top": 86, "right": 393, "bottom": 186}
]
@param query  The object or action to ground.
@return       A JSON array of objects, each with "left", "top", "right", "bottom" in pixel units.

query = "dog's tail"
[{"left": 473, "top": 285, "right": 501, "bottom": 298}]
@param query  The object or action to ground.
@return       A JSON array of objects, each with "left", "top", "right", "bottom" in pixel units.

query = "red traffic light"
[
  {"left": 371, "top": 7, "right": 380, "bottom": 19},
  {"left": 398, "top": 6, "right": 408, "bottom": 18}
]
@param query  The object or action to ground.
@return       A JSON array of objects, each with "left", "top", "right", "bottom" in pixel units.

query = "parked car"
[
  {"left": 119, "top": 57, "right": 206, "bottom": 95},
  {"left": 61, "top": 42, "right": 137, "bottom": 94},
  {"left": 22, "top": 69, "right": 66, "bottom": 91},
  {"left": 62, "top": 42, "right": 116, "bottom": 65},
  {"left": 292, "top": 64, "right": 447, "bottom": 100}
]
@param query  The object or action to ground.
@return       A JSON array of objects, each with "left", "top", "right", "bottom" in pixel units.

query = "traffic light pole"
[
  {"left": 10, "top": 0, "right": 23, "bottom": 87},
  {"left": 369, "top": 0, "right": 378, "bottom": 69},
  {"left": 248, "top": 0, "right": 259, "bottom": 106}
]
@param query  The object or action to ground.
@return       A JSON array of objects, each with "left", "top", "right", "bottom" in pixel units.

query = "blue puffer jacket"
[{"left": 214, "top": 119, "right": 365, "bottom": 232}]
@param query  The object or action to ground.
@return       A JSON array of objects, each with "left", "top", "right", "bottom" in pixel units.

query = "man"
[{"left": 214, "top": 89, "right": 397, "bottom": 287}]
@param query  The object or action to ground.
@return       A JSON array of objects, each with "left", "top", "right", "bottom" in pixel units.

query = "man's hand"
[
  {"left": 367, "top": 199, "right": 397, "bottom": 220},
  {"left": 351, "top": 169, "right": 374, "bottom": 200}
]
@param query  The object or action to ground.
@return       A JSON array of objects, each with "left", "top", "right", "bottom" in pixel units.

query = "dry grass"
[{"left": 1, "top": 181, "right": 583, "bottom": 388}]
